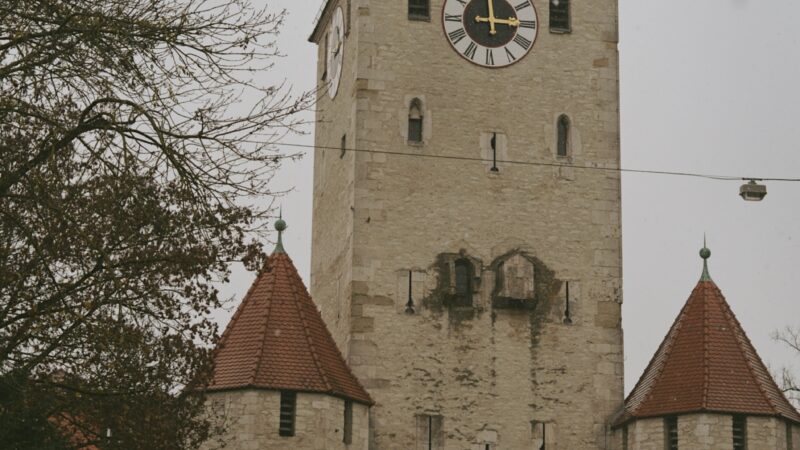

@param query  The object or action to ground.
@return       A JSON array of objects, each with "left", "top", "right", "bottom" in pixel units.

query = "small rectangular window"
[
  {"left": 408, "top": 0, "right": 429, "bottom": 21},
  {"left": 343, "top": 400, "right": 353, "bottom": 444},
  {"left": 788, "top": 421, "right": 794, "bottom": 450},
  {"left": 733, "top": 415, "right": 747, "bottom": 450},
  {"left": 416, "top": 414, "right": 443, "bottom": 450},
  {"left": 664, "top": 416, "right": 678, "bottom": 450},
  {"left": 279, "top": 391, "right": 296, "bottom": 437},
  {"left": 322, "top": 34, "right": 329, "bottom": 80},
  {"left": 549, "top": 0, "right": 571, "bottom": 33},
  {"left": 340, "top": 134, "right": 347, "bottom": 158}
]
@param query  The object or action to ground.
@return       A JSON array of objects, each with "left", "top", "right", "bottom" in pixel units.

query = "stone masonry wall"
[
  {"left": 625, "top": 417, "right": 663, "bottom": 450},
  {"left": 311, "top": 0, "right": 361, "bottom": 355},
  {"left": 747, "top": 416, "right": 793, "bottom": 450},
  {"left": 200, "top": 390, "right": 369, "bottom": 450},
  {"left": 311, "top": 0, "right": 623, "bottom": 449}
]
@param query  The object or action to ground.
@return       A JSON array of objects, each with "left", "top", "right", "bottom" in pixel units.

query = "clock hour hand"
[{"left": 475, "top": 16, "right": 521, "bottom": 28}]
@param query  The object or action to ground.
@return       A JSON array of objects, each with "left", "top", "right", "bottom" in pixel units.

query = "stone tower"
[{"left": 309, "top": 1, "right": 623, "bottom": 448}]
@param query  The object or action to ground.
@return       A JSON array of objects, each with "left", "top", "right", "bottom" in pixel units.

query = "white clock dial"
[
  {"left": 442, "top": 0, "right": 538, "bottom": 68},
  {"left": 327, "top": 7, "right": 345, "bottom": 98}
]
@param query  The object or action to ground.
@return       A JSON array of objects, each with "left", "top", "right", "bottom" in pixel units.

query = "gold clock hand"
[
  {"left": 476, "top": 16, "right": 520, "bottom": 27},
  {"left": 487, "top": 0, "right": 497, "bottom": 35},
  {"left": 504, "top": 17, "right": 520, "bottom": 27}
]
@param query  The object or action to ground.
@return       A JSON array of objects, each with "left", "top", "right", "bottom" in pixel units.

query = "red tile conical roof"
[
  {"left": 618, "top": 264, "right": 800, "bottom": 425},
  {"left": 207, "top": 251, "right": 372, "bottom": 405}
]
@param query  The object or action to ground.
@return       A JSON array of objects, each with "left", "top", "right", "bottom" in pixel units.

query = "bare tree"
[
  {"left": 0, "top": 0, "right": 312, "bottom": 447},
  {"left": 773, "top": 327, "right": 800, "bottom": 408}
]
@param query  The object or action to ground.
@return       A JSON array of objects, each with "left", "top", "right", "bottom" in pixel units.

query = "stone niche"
[
  {"left": 497, "top": 253, "right": 535, "bottom": 300},
  {"left": 431, "top": 252, "right": 482, "bottom": 309},
  {"left": 491, "top": 251, "right": 558, "bottom": 310}
]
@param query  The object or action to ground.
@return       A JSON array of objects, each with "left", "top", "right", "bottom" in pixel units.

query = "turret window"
[
  {"left": 409, "top": 0, "right": 430, "bottom": 21},
  {"left": 279, "top": 391, "right": 297, "bottom": 437},
  {"left": 557, "top": 114, "right": 570, "bottom": 157},
  {"left": 408, "top": 99, "right": 424, "bottom": 143},
  {"left": 550, "top": 0, "right": 571, "bottom": 33},
  {"left": 622, "top": 425, "right": 629, "bottom": 450},
  {"left": 343, "top": 400, "right": 353, "bottom": 444},
  {"left": 664, "top": 416, "right": 678, "bottom": 450},
  {"left": 733, "top": 415, "right": 747, "bottom": 450}
]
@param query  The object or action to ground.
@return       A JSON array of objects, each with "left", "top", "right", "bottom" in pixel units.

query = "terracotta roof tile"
[
  {"left": 207, "top": 252, "right": 372, "bottom": 405},
  {"left": 618, "top": 279, "right": 800, "bottom": 425}
]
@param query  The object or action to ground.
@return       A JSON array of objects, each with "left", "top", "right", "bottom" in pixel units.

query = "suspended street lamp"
[{"left": 739, "top": 179, "right": 767, "bottom": 202}]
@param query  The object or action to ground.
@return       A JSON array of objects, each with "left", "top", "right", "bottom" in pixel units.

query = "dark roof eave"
[
  {"left": 203, "top": 384, "right": 374, "bottom": 406},
  {"left": 308, "top": 0, "right": 334, "bottom": 43},
  {"left": 613, "top": 408, "right": 800, "bottom": 428}
]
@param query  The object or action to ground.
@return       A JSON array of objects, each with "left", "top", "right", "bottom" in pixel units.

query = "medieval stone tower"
[{"left": 309, "top": 0, "right": 623, "bottom": 448}]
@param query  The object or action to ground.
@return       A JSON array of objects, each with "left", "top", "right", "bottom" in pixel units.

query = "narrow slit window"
[
  {"left": 664, "top": 416, "right": 678, "bottom": 450},
  {"left": 788, "top": 421, "right": 794, "bottom": 450},
  {"left": 343, "top": 400, "right": 353, "bottom": 444},
  {"left": 733, "top": 415, "right": 747, "bottom": 450},
  {"left": 322, "top": 34, "right": 329, "bottom": 81},
  {"left": 454, "top": 259, "right": 473, "bottom": 307},
  {"left": 408, "top": 99, "right": 423, "bottom": 143},
  {"left": 622, "top": 425, "right": 629, "bottom": 450},
  {"left": 408, "top": 0, "right": 430, "bottom": 20},
  {"left": 550, "top": 0, "right": 571, "bottom": 33},
  {"left": 532, "top": 421, "right": 547, "bottom": 449},
  {"left": 557, "top": 114, "right": 570, "bottom": 157},
  {"left": 416, "top": 415, "right": 443, "bottom": 450},
  {"left": 279, "top": 391, "right": 297, "bottom": 437},
  {"left": 340, "top": 134, "right": 347, "bottom": 158}
]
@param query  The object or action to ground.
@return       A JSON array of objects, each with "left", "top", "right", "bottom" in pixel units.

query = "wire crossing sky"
[{"left": 276, "top": 141, "right": 800, "bottom": 182}]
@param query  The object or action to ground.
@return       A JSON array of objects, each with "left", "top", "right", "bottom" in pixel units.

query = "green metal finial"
[
  {"left": 700, "top": 236, "right": 712, "bottom": 281},
  {"left": 273, "top": 210, "right": 287, "bottom": 254}
]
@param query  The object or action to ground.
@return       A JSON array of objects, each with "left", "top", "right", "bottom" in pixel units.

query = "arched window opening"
[
  {"left": 550, "top": 0, "right": 571, "bottom": 33},
  {"left": 454, "top": 258, "right": 473, "bottom": 306},
  {"left": 408, "top": 99, "right": 424, "bottom": 143},
  {"left": 557, "top": 114, "right": 570, "bottom": 157}
]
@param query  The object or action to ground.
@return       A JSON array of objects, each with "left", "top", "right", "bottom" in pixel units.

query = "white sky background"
[{"left": 217, "top": 0, "right": 800, "bottom": 395}]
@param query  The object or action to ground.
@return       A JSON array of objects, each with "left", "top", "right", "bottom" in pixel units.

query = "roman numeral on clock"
[
  {"left": 505, "top": 47, "right": 517, "bottom": 63},
  {"left": 485, "top": 48, "right": 495, "bottom": 66},
  {"left": 515, "top": 1, "right": 531, "bottom": 11},
  {"left": 445, "top": 13, "right": 462, "bottom": 22},
  {"left": 519, "top": 20, "right": 536, "bottom": 29},
  {"left": 514, "top": 34, "right": 532, "bottom": 50},
  {"left": 464, "top": 42, "right": 477, "bottom": 60},
  {"left": 448, "top": 28, "right": 466, "bottom": 44}
]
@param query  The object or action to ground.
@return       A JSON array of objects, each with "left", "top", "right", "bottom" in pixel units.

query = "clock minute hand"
[{"left": 487, "top": 0, "right": 497, "bottom": 35}]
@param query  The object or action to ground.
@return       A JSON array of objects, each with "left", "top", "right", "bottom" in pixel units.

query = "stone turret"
[
  {"left": 613, "top": 246, "right": 800, "bottom": 450},
  {"left": 202, "top": 220, "right": 372, "bottom": 450}
]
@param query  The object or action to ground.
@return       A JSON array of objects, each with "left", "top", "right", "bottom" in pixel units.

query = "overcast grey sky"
[{"left": 217, "top": 0, "right": 800, "bottom": 395}]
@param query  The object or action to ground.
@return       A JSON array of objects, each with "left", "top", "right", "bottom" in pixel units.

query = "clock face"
[
  {"left": 327, "top": 7, "right": 344, "bottom": 98},
  {"left": 442, "top": 0, "right": 538, "bottom": 68}
]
